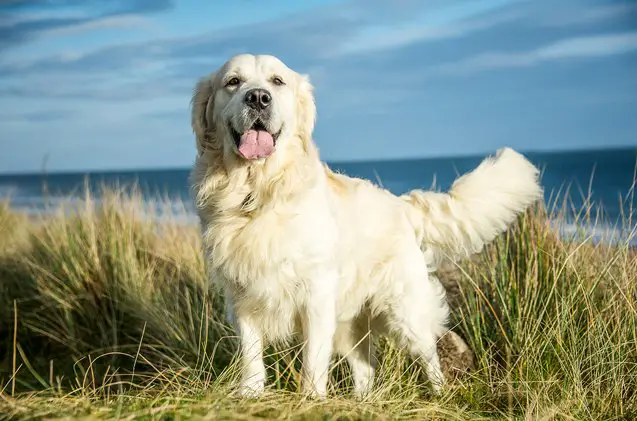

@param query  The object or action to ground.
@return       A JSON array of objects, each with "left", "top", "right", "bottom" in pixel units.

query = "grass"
[{"left": 0, "top": 185, "right": 635, "bottom": 420}]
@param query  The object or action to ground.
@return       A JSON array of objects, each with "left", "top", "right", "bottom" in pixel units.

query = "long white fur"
[
  {"left": 402, "top": 148, "right": 543, "bottom": 267},
  {"left": 189, "top": 54, "right": 543, "bottom": 399}
]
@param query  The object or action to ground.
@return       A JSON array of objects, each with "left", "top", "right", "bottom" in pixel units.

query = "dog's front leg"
[
  {"left": 301, "top": 270, "right": 338, "bottom": 398},
  {"left": 236, "top": 314, "right": 266, "bottom": 398}
]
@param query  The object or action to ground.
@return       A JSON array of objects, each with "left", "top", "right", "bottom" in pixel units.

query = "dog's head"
[{"left": 191, "top": 54, "right": 316, "bottom": 162}]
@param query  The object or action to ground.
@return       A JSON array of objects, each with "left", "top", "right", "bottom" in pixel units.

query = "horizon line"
[{"left": 1, "top": 145, "right": 635, "bottom": 178}]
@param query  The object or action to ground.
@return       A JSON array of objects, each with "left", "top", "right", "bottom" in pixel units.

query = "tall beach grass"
[{"left": 0, "top": 184, "right": 635, "bottom": 420}]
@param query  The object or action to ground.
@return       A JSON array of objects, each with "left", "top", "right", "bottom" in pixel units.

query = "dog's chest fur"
[{"left": 195, "top": 164, "right": 338, "bottom": 340}]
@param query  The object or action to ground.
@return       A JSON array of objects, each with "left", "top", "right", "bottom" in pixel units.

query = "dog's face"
[{"left": 192, "top": 54, "right": 316, "bottom": 161}]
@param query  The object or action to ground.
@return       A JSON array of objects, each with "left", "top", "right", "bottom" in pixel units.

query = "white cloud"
[
  {"left": 537, "top": 33, "right": 637, "bottom": 59},
  {"left": 43, "top": 14, "right": 150, "bottom": 37},
  {"left": 0, "top": 10, "right": 89, "bottom": 28},
  {"left": 326, "top": 3, "right": 520, "bottom": 57},
  {"left": 435, "top": 32, "right": 637, "bottom": 74}
]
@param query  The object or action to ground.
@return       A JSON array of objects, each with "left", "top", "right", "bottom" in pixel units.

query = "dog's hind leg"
[
  {"left": 333, "top": 316, "right": 376, "bottom": 399},
  {"left": 383, "top": 254, "right": 449, "bottom": 393},
  {"left": 389, "top": 310, "right": 445, "bottom": 392}
]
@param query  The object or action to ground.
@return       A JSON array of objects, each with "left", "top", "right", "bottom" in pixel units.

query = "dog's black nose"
[{"left": 244, "top": 88, "right": 272, "bottom": 110}]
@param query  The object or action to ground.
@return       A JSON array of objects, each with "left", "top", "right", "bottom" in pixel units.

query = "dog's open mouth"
[{"left": 231, "top": 120, "right": 282, "bottom": 160}]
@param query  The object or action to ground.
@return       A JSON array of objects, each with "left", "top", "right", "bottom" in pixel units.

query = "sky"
[{"left": 0, "top": 0, "right": 636, "bottom": 174}]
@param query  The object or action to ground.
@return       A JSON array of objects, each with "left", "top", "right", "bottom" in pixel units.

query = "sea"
[{"left": 1, "top": 147, "right": 636, "bottom": 245}]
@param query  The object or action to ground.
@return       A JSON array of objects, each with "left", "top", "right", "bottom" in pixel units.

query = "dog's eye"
[
  {"left": 226, "top": 77, "right": 241, "bottom": 87},
  {"left": 272, "top": 76, "right": 285, "bottom": 86}
]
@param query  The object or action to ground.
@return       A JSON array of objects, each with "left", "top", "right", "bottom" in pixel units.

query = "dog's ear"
[
  {"left": 295, "top": 74, "right": 317, "bottom": 142},
  {"left": 191, "top": 73, "right": 217, "bottom": 154}
]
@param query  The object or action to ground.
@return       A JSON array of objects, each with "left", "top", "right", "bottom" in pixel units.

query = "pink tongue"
[{"left": 238, "top": 129, "right": 274, "bottom": 160}]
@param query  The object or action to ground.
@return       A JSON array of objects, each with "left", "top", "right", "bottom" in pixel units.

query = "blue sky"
[{"left": 1, "top": 0, "right": 636, "bottom": 173}]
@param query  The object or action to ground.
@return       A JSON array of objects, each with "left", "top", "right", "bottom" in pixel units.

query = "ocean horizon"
[{"left": 2, "top": 147, "right": 636, "bottom": 246}]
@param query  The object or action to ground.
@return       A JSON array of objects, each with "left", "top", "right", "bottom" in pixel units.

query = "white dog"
[{"left": 189, "top": 54, "right": 543, "bottom": 399}]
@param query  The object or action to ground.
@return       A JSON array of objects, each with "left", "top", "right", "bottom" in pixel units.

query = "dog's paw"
[
  {"left": 430, "top": 378, "right": 444, "bottom": 395},
  {"left": 304, "top": 390, "right": 327, "bottom": 400},
  {"left": 351, "top": 378, "right": 374, "bottom": 401},
  {"left": 352, "top": 388, "right": 372, "bottom": 402},
  {"left": 301, "top": 384, "right": 327, "bottom": 400},
  {"left": 237, "top": 380, "right": 265, "bottom": 399}
]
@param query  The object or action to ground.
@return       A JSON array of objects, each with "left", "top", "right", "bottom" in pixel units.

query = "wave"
[{"left": 3, "top": 194, "right": 197, "bottom": 224}]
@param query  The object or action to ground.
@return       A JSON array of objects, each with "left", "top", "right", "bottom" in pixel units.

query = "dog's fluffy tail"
[{"left": 402, "top": 148, "right": 543, "bottom": 263}]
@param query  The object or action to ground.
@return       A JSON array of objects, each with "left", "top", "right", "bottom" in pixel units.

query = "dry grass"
[{"left": 0, "top": 186, "right": 635, "bottom": 420}]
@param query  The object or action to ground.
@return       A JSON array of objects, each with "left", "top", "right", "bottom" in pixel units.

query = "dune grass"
[{"left": 0, "top": 186, "right": 635, "bottom": 420}]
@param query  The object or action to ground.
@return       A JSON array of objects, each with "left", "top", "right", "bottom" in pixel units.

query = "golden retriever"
[{"left": 189, "top": 54, "right": 543, "bottom": 399}]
